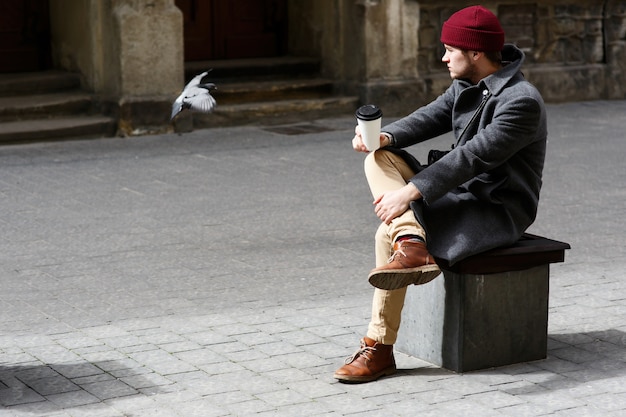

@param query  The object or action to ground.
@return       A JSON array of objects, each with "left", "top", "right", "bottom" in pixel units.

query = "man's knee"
[{"left": 364, "top": 149, "right": 391, "bottom": 173}]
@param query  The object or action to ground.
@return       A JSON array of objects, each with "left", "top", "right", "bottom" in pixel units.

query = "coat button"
[{"left": 483, "top": 89, "right": 489, "bottom": 96}]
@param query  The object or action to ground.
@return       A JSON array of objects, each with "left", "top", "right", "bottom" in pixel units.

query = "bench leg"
[{"left": 396, "top": 265, "right": 550, "bottom": 372}]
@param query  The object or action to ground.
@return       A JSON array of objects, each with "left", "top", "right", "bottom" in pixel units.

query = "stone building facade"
[
  {"left": 22, "top": 0, "right": 626, "bottom": 132},
  {"left": 289, "top": 0, "right": 626, "bottom": 114}
]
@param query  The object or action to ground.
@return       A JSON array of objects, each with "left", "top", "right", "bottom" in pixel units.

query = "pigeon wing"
[{"left": 184, "top": 89, "right": 216, "bottom": 113}]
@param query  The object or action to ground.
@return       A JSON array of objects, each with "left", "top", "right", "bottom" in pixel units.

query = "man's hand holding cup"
[
  {"left": 352, "top": 126, "right": 391, "bottom": 153},
  {"left": 354, "top": 104, "right": 384, "bottom": 153}
]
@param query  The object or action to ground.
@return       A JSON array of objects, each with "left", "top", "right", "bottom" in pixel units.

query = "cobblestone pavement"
[{"left": 1, "top": 100, "right": 625, "bottom": 416}]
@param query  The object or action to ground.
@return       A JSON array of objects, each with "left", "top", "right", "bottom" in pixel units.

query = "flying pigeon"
[{"left": 171, "top": 70, "right": 217, "bottom": 120}]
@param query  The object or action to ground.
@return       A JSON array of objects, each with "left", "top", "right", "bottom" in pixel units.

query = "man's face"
[{"left": 442, "top": 44, "right": 475, "bottom": 81}]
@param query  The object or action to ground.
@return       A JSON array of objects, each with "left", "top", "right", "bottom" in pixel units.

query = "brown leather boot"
[
  {"left": 368, "top": 240, "right": 441, "bottom": 290},
  {"left": 333, "top": 337, "right": 396, "bottom": 383}
]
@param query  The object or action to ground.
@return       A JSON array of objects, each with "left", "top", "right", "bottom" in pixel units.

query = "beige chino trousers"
[{"left": 363, "top": 150, "right": 427, "bottom": 345}]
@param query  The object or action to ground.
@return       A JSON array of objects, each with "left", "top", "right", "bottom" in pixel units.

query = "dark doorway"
[
  {"left": 175, "top": 0, "right": 287, "bottom": 61},
  {"left": 0, "top": 0, "right": 51, "bottom": 73}
]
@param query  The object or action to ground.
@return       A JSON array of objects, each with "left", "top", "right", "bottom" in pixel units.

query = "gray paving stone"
[
  {"left": 163, "top": 399, "right": 230, "bottom": 417},
  {"left": 519, "top": 390, "right": 588, "bottom": 413},
  {"left": 71, "top": 373, "right": 116, "bottom": 386},
  {"left": 198, "top": 360, "right": 247, "bottom": 376},
  {"left": 119, "top": 372, "right": 173, "bottom": 390},
  {"left": 24, "top": 375, "right": 81, "bottom": 396},
  {"left": 128, "top": 351, "right": 197, "bottom": 376},
  {"left": 411, "top": 387, "right": 464, "bottom": 405},
  {"left": 585, "top": 392, "right": 626, "bottom": 412},
  {"left": 46, "top": 389, "right": 101, "bottom": 408},
  {"left": 238, "top": 356, "right": 289, "bottom": 374},
  {"left": 172, "top": 348, "right": 227, "bottom": 366},
  {"left": 288, "top": 378, "right": 346, "bottom": 399},
  {"left": 223, "top": 399, "right": 276, "bottom": 416},
  {"left": 220, "top": 346, "right": 270, "bottom": 363},
  {"left": 254, "top": 340, "right": 304, "bottom": 356},
  {"left": 184, "top": 330, "right": 235, "bottom": 346},
  {"left": 464, "top": 390, "right": 526, "bottom": 409},
  {"left": 263, "top": 367, "right": 316, "bottom": 384},
  {"left": 430, "top": 377, "right": 497, "bottom": 396},
  {"left": 315, "top": 393, "right": 385, "bottom": 415},
  {"left": 64, "top": 402, "right": 126, "bottom": 416},
  {"left": 255, "top": 387, "right": 314, "bottom": 408},
  {"left": 2, "top": 400, "right": 65, "bottom": 416},
  {"left": 79, "top": 379, "right": 138, "bottom": 401},
  {"left": 434, "top": 399, "right": 505, "bottom": 417},
  {"left": 552, "top": 405, "right": 608, "bottom": 417},
  {"left": 268, "top": 401, "right": 334, "bottom": 416},
  {"left": 279, "top": 351, "right": 331, "bottom": 370},
  {"left": 0, "top": 386, "right": 45, "bottom": 406},
  {"left": 499, "top": 402, "right": 557, "bottom": 416},
  {"left": 203, "top": 389, "right": 256, "bottom": 406}
]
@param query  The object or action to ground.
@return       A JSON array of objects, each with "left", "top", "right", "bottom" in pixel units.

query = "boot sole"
[
  {"left": 368, "top": 265, "right": 441, "bottom": 290},
  {"left": 334, "top": 366, "right": 397, "bottom": 383}
]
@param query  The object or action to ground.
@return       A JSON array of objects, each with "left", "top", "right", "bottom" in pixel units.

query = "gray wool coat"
[{"left": 382, "top": 44, "right": 547, "bottom": 265}]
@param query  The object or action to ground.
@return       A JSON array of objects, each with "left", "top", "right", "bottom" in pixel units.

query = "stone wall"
[
  {"left": 421, "top": 1, "right": 625, "bottom": 99},
  {"left": 109, "top": 0, "right": 184, "bottom": 135}
]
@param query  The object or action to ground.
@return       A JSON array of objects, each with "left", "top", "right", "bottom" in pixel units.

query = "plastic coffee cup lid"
[{"left": 356, "top": 104, "right": 382, "bottom": 121}]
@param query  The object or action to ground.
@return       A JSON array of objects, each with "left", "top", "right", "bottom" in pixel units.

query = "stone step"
[
  {"left": 181, "top": 56, "right": 359, "bottom": 130},
  {"left": 213, "top": 78, "right": 334, "bottom": 105},
  {"left": 0, "top": 92, "right": 94, "bottom": 121},
  {"left": 185, "top": 56, "right": 320, "bottom": 82},
  {"left": 0, "top": 70, "right": 116, "bottom": 143},
  {"left": 0, "top": 56, "right": 354, "bottom": 141},
  {"left": 0, "top": 116, "right": 117, "bottom": 144},
  {"left": 192, "top": 95, "right": 360, "bottom": 128},
  {"left": 0, "top": 70, "right": 82, "bottom": 97}
]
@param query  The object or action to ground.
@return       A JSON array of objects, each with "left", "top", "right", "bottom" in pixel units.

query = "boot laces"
[
  {"left": 344, "top": 341, "right": 377, "bottom": 364},
  {"left": 387, "top": 248, "right": 407, "bottom": 264}
]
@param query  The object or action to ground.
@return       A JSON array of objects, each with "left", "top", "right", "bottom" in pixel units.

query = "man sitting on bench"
[{"left": 334, "top": 5, "right": 547, "bottom": 383}]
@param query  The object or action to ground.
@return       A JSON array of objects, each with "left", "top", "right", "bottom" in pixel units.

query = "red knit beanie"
[{"left": 440, "top": 5, "right": 504, "bottom": 52}]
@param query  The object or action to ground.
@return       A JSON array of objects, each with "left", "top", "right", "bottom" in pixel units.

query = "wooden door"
[
  {"left": 175, "top": 0, "right": 287, "bottom": 61},
  {"left": 0, "top": 0, "right": 51, "bottom": 73},
  {"left": 176, "top": 0, "right": 214, "bottom": 61}
]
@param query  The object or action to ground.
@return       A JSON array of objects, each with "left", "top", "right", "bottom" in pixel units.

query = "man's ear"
[{"left": 471, "top": 51, "right": 483, "bottom": 61}]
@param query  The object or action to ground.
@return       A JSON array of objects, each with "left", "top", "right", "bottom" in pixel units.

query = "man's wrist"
[
  {"left": 405, "top": 182, "right": 422, "bottom": 201},
  {"left": 382, "top": 132, "right": 396, "bottom": 147}
]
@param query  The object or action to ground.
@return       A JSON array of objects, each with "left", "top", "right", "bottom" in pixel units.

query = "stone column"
[
  {"left": 357, "top": 0, "right": 424, "bottom": 115},
  {"left": 109, "top": 0, "right": 184, "bottom": 135},
  {"left": 49, "top": 0, "right": 183, "bottom": 135},
  {"left": 359, "top": 0, "right": 418, "bottom": 80}
]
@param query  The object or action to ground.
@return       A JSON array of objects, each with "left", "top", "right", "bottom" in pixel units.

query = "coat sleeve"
[
  {"left": 410, "top": 93, "right": 545, "bottom": 204},
  {"left": 381, "top": 85, "right": 456, "bottom": 147}
]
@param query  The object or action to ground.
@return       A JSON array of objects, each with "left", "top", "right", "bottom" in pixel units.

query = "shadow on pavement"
[
  {"left": 392, "top": 329, "right": 626, "bottom": 391},
  {"left": 0, "top": 360, "right": 168, "bottom": 414}
]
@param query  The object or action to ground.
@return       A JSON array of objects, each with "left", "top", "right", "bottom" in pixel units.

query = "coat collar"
[{"left": 480, "top": 44, "right": 525, "bottom": 96}]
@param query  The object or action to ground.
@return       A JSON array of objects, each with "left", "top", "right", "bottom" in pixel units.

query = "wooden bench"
[{"left": 396, "top": 234, "right": 570, "bottom": 373}]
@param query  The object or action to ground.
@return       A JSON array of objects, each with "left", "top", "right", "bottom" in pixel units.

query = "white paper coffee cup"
[{"left": 356, "top": 104, "right": 383, "bottom": 151}]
